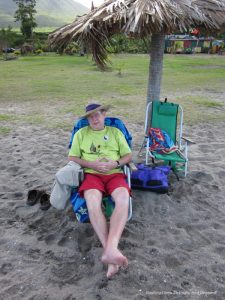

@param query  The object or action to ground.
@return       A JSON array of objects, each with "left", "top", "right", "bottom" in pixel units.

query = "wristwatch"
[{"left": 116, "top": 160, "right": 121, "bottom": 169}]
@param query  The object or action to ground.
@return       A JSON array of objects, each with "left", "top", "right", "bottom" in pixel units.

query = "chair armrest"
[
  {"left": 182, "top": 136, "right": 196, "bottom": 144},
  {"left": 127, "top": 162, "right": 138, "bottom": 171}
]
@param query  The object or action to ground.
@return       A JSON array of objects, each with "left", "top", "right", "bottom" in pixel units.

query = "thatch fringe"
[{"left": 48, "top": 0, "right": 225, "bottom": 69}]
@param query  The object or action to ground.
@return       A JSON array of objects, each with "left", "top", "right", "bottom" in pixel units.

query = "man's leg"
[
  {"left": 84, "top": 188, "right": 120, "bottom": 278},
  {"left": 101, "top": 187, "right": 129, "bottom": 268},
  {"left": 84, "top": 189, "right": 108, "bottom": 248}
]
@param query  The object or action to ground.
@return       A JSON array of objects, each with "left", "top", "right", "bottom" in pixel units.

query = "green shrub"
[
  {"left": 64, "top": 42, "right": 81, "bottom": 55},
  {"left": 201, "top": 47, "right": 210, "bottom": 54},
  {"left": 35, "top": 49, "right": 43, "bottom": 55},
  {"left": 107, "top": 34, "right": 150, "bottom": 54},
  {"left": 14, "top": 50, "right": 21, "bottom": 55},
  {"left": 184, "top": 48, "right": 193, "bottom": 54}
]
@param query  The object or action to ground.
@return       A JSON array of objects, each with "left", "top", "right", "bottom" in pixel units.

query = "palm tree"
[{"left": 49, "top": 0, "right": 225, "bottom": 104}]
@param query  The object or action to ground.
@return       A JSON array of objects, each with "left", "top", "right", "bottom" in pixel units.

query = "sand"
[{"left": 1, "top": 119, "right": 225, "bottom": 300}]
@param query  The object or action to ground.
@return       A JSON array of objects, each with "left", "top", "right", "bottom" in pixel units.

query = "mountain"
[{"left": 0, "top": 0, "right": 88, "bottom": 29}]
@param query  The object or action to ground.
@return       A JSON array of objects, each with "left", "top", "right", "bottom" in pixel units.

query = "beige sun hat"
[{"left": 81, "top": 103, "right": 111, "bottom": 118}]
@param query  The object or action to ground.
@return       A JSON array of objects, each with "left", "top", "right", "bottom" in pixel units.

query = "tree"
[
  {"left": 49, "top": 0, "right": 225, "bottom": 105},
  {"left": 14, "top": 0, "right": 37, "bottom": 39},
  {"left": 0, "top": 26, "right": 14, "bottom": 49}
]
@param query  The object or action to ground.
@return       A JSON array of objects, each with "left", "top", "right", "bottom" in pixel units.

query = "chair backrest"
[
  {"left": 150, "top": 101, "right": 179, "bottom": 143},
  {"left": 69, "top": 117, "right": 132, "bottom": 149}
]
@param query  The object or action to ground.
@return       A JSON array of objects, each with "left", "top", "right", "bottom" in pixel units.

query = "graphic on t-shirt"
[
  {"left": 90, "top": 142, "right": 101, "bottom": 156},
  {"left": 90, "top": 142, "right": 96, "bottom": 153}
]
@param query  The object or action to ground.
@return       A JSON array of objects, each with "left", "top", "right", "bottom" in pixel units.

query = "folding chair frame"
[{"left": 144, "top": 101, "right": 188, "bottom": 177}]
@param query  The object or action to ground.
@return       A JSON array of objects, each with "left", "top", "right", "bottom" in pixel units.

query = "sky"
[{"left": 74, "top": 0, "right": 105, "bottom": 9}]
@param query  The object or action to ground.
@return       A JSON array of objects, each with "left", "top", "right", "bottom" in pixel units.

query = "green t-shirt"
[{"left": 69, "top": 126, "right": 131, "bottom": 174}]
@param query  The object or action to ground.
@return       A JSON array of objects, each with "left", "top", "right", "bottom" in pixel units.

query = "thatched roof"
[{"left": 48, "top": 0, "right": 225, "bottom": 68}]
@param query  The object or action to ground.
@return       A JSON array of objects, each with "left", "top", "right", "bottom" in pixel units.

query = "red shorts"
[{"left": 79, "top": 173, "right": 130, "bottom": 197}]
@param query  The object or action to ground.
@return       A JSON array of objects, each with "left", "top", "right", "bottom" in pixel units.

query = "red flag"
[{"left": 190, "top": 28, "right": 200, "bottom": 36}]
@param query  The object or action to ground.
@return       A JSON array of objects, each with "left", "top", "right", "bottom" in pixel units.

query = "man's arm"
[
  {"left": 117, "top": 153, "right": 132, "bottom": 166},
  {"left": 68, "top": 153, "right": 132, "bottom": 174},
  {"left": 68, "top": 155, "right": 114, "bottom": 173},
  {"left": 68, "top": 156, "right": 98, "bottom": 170}
]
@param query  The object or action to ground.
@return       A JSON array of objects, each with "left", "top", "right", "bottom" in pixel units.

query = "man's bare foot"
[
  {"left": 107, "top": 264, "right": 119, "bottom": 278},
  {"left": 102, "top": 248, "right": 128, "bottom": 267}
]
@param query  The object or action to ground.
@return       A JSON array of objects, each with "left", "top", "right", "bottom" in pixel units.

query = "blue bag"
[
  {"left": 131, "top": 164, "right": 170, "bottom": 193},
  {"left": 70, "top": 189, "right": 115, "bottom": 223},
  {"left": 70, "top": 190, "right": 89, "bottom": 223}
]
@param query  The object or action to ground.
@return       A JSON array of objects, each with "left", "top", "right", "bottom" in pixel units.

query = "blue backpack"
[
  {"left": 70, "top": 189, "right": 89, "bottom": 223},
  {"left": 131, "top": 164, "right": 170, "bottom": 193},
  {"left": 70, "top": 189, "right": 115, "bottom": 223}
]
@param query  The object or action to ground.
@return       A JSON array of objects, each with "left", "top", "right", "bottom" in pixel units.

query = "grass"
[
  {"left": 0, "top": 53, "right": 225, "bottom": 132},
  {"left": 0, "top": 114, "right": 15, "bottom": 121},
  {"left": 189, "top": 96, "right": 223, "bottom": 107},
  {"left": 0, "top": 126, "right": 11, "bottom": 134},
  {"left": 34, "top": 27, "right": 58, "bottom": 33},
  {"left": 11, "top": 27, "right": 58, "bottom": 33}
]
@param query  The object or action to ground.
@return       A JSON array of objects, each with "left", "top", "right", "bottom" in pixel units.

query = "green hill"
[{"left": 0, "top": 0, "right": 88, "bottom": 29}]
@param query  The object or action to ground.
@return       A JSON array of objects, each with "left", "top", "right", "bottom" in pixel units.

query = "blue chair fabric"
[{"left": 69, "top": 117, "right": 132, "bottom": 222}]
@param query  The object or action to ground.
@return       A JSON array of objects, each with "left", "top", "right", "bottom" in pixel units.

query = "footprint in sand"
[
  {"left": 214, "top": 246, "right": 225, "bottom": 258},
  {"left": 51, "top": 263, "right": 81, "bottom": 286},
  {"left": 27, "top": 248, "right": 41, "bottom": 260},
  {"left": 0, "top": 263, "right": 13, "bottom": 275},
  {"left": 164, "top": 255, "right": 182, "bottom": 268},
  {"left": 57, "top": 231, "right": 77, "bottom": 247},
  {"left": 97, "top": 277, "right": 108, "bottom": 289},
  {"left": 44, "top": 233, "right": 57, "bottom": 245},
  {"left": 138, "top": 257, "right": 161, "bottom": 272},
  {"left": 62, "top": 294, "right": 77, "bottom": 300},
  {"left": 181, "top": 280, "right": 192, "bottom": 289},
  {"left": 77, "top": 229, "right": 95, "bottom": 254}
]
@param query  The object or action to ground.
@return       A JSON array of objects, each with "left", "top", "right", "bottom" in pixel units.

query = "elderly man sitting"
[
  {"left": 68, "top": 103, "right": 132, "bottom": 278},
  {"left": 50, "top": 103, "right": 132, "bottom": 278}
]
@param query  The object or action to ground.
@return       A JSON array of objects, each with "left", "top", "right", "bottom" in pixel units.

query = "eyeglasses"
[{"left": 88, "top": 111, "right": 103, "bottom": 120}]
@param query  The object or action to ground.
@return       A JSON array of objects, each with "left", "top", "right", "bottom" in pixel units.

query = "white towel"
[{"left": 50, "top": 161, "right": 83, "bottom": 210}]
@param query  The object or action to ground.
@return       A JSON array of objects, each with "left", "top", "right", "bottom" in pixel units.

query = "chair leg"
[
  {"left": 145, "top": 149, "right": 149, "bottom": 165},
  {"left": 127, "top": 196, "right": 132, "bottom": 221},
  {"left": 184, "top": 161, "right": 188, "bottom": 177},
  {"left": 184, "top": 142, "right": 188, "bottom": 177}
]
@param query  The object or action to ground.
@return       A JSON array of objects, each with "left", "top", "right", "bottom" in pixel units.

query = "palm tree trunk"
[{"left": 147, "top": 33, "right": 165, "bottom": 104}]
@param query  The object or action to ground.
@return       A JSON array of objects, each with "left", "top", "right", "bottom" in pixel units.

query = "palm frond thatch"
[{"left": 48, "top": 0, "right": 225, "bottom": 69}]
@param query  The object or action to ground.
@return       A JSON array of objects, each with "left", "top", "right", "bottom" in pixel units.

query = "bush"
[
  {"left": 64, "top": 42, "right": 81, "bottom": 55},
  {"left": 107, "top": 34, "right": 150, "bottom": 54},
  {"left": 201, "top": 47, "right": 210, "bottom": 54},
  {"left": 0, "top": 27, "right": 25, "bottom": 49},
  {"left": 14, "top": 50, "right": 21, "bottom": 55},
  {"left": 35, "top": 49, "right": 43, "bottom": 55},
  {"left": 184, "top": 48, "right": 193, "bottom": 54}
]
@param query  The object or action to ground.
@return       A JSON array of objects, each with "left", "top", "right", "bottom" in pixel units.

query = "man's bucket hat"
[{"left": 81, "top": 103, "right": 111, "bottom": 118}]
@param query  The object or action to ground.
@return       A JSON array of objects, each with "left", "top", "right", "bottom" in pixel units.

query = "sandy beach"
[{"left": 1, "top": 115, "right": 225, "bottom": 300}]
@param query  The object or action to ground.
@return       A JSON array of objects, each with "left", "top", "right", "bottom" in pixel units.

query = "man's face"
[{"left": 87, "top": 110, "right": 106, "bottom": 130}]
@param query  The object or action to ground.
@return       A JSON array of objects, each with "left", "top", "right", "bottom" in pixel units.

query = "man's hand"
[
  {"left": 90, "top": 158, "right": 117, "bottom": 173},
  {"left": 69, "top": 153, "right": 131, "bottom": 174}
]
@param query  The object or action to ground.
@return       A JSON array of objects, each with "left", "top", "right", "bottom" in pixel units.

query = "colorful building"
[{"left": 165, "top": 35, "right": 222, "bottom": 54}]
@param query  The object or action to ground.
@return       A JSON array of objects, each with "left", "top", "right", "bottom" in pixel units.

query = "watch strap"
[{"left": 116, "top": 160, "right": 121, "bottom": 168}]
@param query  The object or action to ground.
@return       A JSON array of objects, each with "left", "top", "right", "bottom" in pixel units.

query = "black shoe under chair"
[
  {"left": 39, "top": 193, "right": 51, "bottom": 211},
  {"left": 27, "top": 189, "right": 51, "bottom": 210}
]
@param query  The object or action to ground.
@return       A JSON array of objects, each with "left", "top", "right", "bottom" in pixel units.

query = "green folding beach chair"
[{"left": 144, "top": 100, "right": 190, "bottom": 177}]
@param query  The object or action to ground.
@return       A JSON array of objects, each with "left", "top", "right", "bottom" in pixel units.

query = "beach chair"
[
  {"left": 69, "top": 117, "right": 133, "bottom": 222},
  {"left": 144, "top": 100, "right": 189, "bottom": 177}
]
